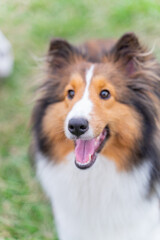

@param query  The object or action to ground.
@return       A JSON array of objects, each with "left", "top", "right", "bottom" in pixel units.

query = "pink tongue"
[{"left": 75, "top": 139, "right": 96, "bottom": 164}]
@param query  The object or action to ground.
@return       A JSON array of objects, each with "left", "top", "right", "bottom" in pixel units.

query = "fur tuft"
[{"left": 31, "top": 33, "right": 160, "bottom": 240}]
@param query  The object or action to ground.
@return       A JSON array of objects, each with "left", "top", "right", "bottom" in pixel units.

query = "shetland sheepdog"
[{"left": 31, "top": 33, "right": 160, "bottom": 240}]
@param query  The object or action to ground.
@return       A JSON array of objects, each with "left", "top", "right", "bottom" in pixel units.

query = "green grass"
[{"left": 0, "top": 0, "right": 160, "bottom": 239}]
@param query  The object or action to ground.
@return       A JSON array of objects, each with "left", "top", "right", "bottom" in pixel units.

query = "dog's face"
[
  {"left": 63, "top": 62, "right": 142, "bottom": 169},
  {"left": 33, "top": 33, "right": 159, "bottom": 170}
]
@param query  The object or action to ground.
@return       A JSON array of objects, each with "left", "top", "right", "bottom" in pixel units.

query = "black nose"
[{"left": 68, "top": 118, "right": 89, "bottom": 137}]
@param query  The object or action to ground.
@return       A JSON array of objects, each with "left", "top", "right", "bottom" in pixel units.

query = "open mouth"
[{"left": 75, "top": 126, "right": 110, "bottom": 169}]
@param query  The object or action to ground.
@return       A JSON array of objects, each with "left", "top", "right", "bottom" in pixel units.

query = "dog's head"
[{"left": 32, "top": 33, "right": 160, "bottom": 170}]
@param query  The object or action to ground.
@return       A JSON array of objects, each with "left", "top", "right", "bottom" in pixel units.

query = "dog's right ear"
[
  {"left": 109, "top": 33, "right": 150, "bottom": 76},
  {"left": 48, "top": 38, "right": 82, "bottom": 71}
]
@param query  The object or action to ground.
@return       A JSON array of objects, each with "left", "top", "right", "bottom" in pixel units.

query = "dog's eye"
[
  {"left": 100, "top": 90, "right": 111, "bottom": 100},
  {"left": 67, "top": 90, "right": 75, "bottom": 99}
]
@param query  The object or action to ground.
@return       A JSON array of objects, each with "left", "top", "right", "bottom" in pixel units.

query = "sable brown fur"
[
  {"left": 31, "top": 33, "right": 160, "bottom": 185},
  {"left": 31, "top": 37, "right": 116, "bottom": 156}
]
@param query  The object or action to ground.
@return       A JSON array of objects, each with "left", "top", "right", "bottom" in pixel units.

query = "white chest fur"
[{"left": 36, "top": 152, "right": 160, "bottom": 240}]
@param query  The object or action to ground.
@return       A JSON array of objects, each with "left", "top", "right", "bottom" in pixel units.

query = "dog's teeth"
[{"left": 76, "top": 154, "right": 92, "bottom": 167}]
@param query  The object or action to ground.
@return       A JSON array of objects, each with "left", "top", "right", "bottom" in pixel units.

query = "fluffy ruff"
[{"left": 31, "top": 33, "right": 160, "bottom": 240}]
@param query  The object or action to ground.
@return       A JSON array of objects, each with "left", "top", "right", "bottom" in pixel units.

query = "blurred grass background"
[{"left": 0, "top": 0, "right": 160, "bottom": 239}]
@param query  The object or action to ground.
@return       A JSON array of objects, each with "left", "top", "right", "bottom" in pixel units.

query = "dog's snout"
[{"left": 68, "top": 118, "right": 89, "bottom": 137}]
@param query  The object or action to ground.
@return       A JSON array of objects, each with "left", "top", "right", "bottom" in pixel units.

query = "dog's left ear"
[
  {"left": 47, "top": 38, "right": 82, "bottom": 71},
  {"left": 109, "top": 33, "right": 152, "bottom": 76}
]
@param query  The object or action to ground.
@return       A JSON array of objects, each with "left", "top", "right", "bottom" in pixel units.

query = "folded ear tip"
[
  {"left": 48, "top": 38, "right": 69, "bottom": 52},
  {"left": 49, "top": 38, "right": 59, "bottom": 52},
  {"left": 122, "top": 32, "right": 137, "bottom": 37},
  {"left": 111, "top": 32, "right": 140, "bottom": 55},
  {"left": 109, "top": 33, "right": 144, "bottom": 75},
  {"left": 47, "top": 38, "right": 81, "bottom": 70},
  {"left": 119, "top": 32, "right": 139, "bottom": 44}
]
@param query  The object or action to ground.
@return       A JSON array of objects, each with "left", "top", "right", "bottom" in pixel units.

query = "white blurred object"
[{"left": 0, "top": 30, "right": 14, "bottom": 78}]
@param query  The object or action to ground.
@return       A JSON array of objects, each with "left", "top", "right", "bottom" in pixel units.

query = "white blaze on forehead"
[
  {"left": 67, "top": 65, "right": 94, "bottom": 120},
  {"left": 84, "top": 65, "right": 94, "bottom": 102},
  {"left": 65, "top": 65, "right": 94, "bottom": 139}
]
